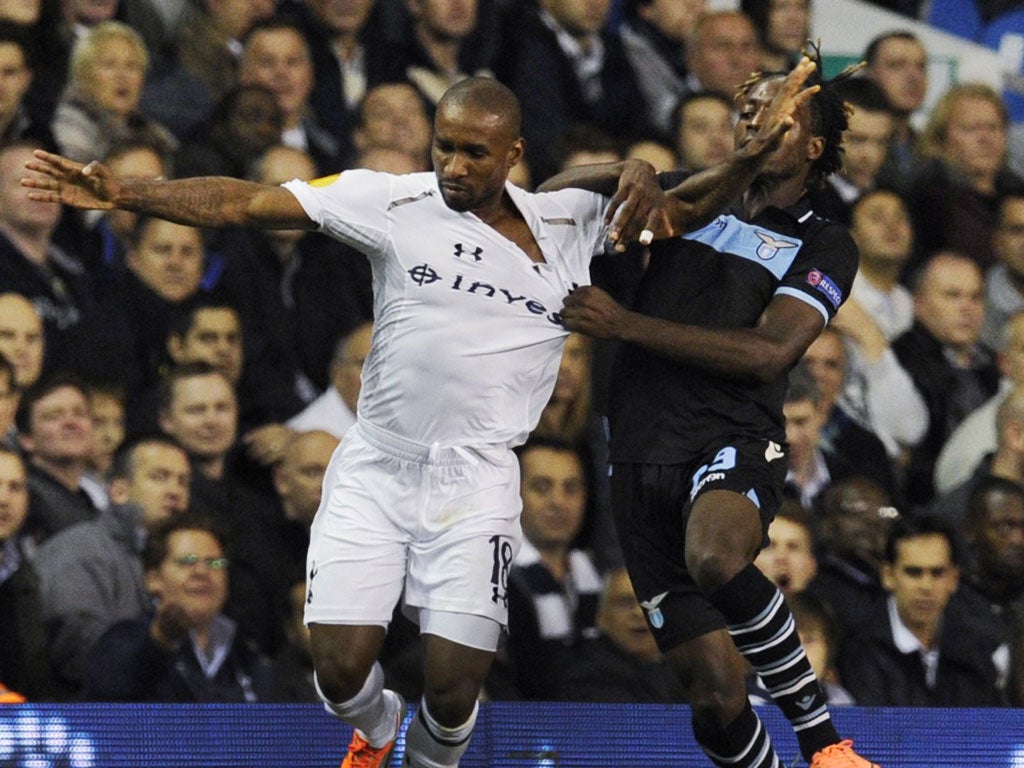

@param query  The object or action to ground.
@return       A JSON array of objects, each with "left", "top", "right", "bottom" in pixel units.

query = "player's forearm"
[
  {"left": 536, "top": 160, "right": 643, "bottom": 195},
  {"left": 663, "top": 151, "right": 766, "bottom": 231},
  {"left": 618, "top": 313, "right": 800, "bottom": 384},
  {"left": 115, "top": 176, "right": 272, "bottom": 227}
]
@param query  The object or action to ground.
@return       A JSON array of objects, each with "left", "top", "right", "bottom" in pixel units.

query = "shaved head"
[{"left": 437, "top": 77, "right": 522, "bottom": 140}]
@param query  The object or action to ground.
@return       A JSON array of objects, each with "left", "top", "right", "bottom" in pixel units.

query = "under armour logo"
[
  {"left": 754, "top": 231, "right": 799, "bottom": 261},
  {"left": 640, "top": 591, "right": 669, "bottom": 629},
  {"left": 408, "top": 263, "right": 442, "bottom": 285},
  {"left": 765, "top": 441, "right": 785, "bottom": 462},
  {"left": 795, "top": 694, "right": 816, "bottom": 710},
  {"left": 454, "top": 243, "right": 483, "bottom": 261}
]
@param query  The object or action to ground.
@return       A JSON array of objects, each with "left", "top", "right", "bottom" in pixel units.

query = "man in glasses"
[{"left": 82, "top": 512, "right": 276, "bottom": 702}]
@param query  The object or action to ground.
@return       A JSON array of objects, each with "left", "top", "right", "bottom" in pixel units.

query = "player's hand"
[
  {"left": 243, "top": 423, "right": 295, "bottom": 466},
  {"left": 150, "top": 601, "right": 192, "bottom": 650},
  {"left": 606, "top": 159, "right": 672, "bottom": 251},
  {"left": 737, "top": 56, "right": 820, "bottom": 162},
  {"left": 22, "top": 149, "right": 120, "bottom": 210},
  {"left": 561, "top": 286, "right": 632, "bottom": 339}
]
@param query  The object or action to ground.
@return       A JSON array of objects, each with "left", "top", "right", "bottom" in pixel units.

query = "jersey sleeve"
[
  {"left": 774, "top": 220, "right": 859, "bottom": 325},
  {"left": 282, "top": 169, "right": 393, "bottom": 256}
]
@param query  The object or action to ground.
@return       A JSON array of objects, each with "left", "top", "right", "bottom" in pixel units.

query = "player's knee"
[
  {"left": 422, "top": 678, "right": 481, "bottom": 728},
  {"left": 314, "top": 655, "right": 375, "bottom": 703},
  {"left": 686, "top": 546, "right": 745, "bottom": 592}
]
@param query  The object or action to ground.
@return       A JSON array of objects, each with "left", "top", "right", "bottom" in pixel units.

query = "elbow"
[{"left": 749, "top": 347, "right": 792, "bottom": 385}]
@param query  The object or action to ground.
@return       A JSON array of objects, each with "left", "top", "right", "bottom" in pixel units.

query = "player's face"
[
  {"left": 882, "top": 534, "right": 958, "bottom": 631},
  {"left": 735, "top": 77, "right": 821, "bottom": 182},
  {"left": 0, "top": 451, "right": 28, "bottom": 543},
  {"left": 148, "top": 529, "right": 229, "bottom": 627},
  {"left": 849, "top": 190, "right": 912, "bottom": 267},
  {"left": 432, "top": 102, "right": 523, "bottom": 213},
  {"left": 754, "top": 516, "right": 817, "bottom": 597},
  {"left": 519, "top": 447, "right": 587, "bottom": 551}
]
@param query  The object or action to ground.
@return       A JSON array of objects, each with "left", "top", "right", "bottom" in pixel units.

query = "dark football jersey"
[{"left": 608, "top": 175, "right": 859, "bottom": 464}]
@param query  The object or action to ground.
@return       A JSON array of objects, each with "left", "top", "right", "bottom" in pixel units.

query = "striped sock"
[
  {"left": 710, "top": 564, "right": 840, "bottom": 761},
  {"left": 692, "top": 701, "right": 781, "bottom": 768}
]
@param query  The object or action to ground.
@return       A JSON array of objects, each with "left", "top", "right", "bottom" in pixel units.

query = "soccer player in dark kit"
[{"left": 544, "top": 46, "right": 882, "bottom": 768}]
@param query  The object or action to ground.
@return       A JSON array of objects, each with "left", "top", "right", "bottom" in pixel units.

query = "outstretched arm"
[
  {"left": 22, "top": 150, "right": 315, "bottom": 230},
  {"left": 539, "top": 57, "right": 819, "bottom": 243}
]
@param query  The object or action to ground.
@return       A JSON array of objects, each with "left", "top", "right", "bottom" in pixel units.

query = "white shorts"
[{"left": 304, "top": 419, "right": 522, "bottom": 632}]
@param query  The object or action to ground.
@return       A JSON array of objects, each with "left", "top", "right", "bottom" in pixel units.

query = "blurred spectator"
[
  {"left": 270, "top": 428, "right": 339, "bottom": 578},
  {"left": 810, "top": 78, "right": 895, "bottom": 224},
  {"left": 618, "top": 0, "right": 706, "bottom": 135},
  {"left": 174, "top": 83, "right": 283, "bottom": 180},
  {"left": 863, "top": 31, "right": 928, "bottom": 195},
  {"left": 749, "top": 592, "right": 855, "bottom": 706},
  {"left": 929, "top": 382, "right": 1024, "bottom": 527},
  {"left": 740, "top": 0, "right": 811, "bottom": 73},
  {"left": 625, "top": 138, "right": 677, "bottom": 172},
  {"left": 807, "top": 477, "right": 896, "bottom": 634},
  {"left": 238, "top": 17, "right": 342, "bottom": 175},
  {"left": 554, "top": 566, "right": 688, "bottom": 702},
  {"left": 0, "top": 22, "right": 54, "bottom": 146},
  {"left": 35, "top": 436, "right": 190, "bottom": 695},
  {"left": 83, "top": 513, "right": 275, "bottom": 701},
  {"left": 395, "top": 0, "right": 498, "bottom": 110},
  {"left": 0, "top": 447, "right": 55, "bottom": 700},
  {"left": 0, "top": 353, "right": 15, "bottom": 443},
  {"left": 15, "top": 374, "right": 103, "bottom": 541},
  {"left": 288, "top": 322, "right": 373, "bottom": 440},
  {"left": 893, "top": 251, "right": 1000, "bottom": 506},
  {"left": 669, "top": 91, "right": 733, "bottom": 173},
  {"left": 935, "top": 311, "right": 1024, "bottom": 494},
  {"left": 51, "top": 20, "right": 177, "bottom": 164},
  {"left": 496, "top": 0, "right": 651, "bottom": 183},
  {"left": 278, "top": 0, "right": 398, "bottom": 166},
  {"left": 782, "top": 363, "right": 862, "bottom": 511},
  {"left": 830, "top": 189, "right": 928, "bottom": 461},
  {"left": 269, "top": 580, "right": 317, "bottom": 701},
  {"left": 981, "top": 193, "right": 1024, "bottom": 349},
  {"left": 0, "top": 292, "right": 44, "bottom": 391},
  {"left": 351, "top": 81, "right": 432, "bottom": 171},
  {"left": 800, "top": 326, "right": 899, "bottom": 497},
  {"left": 909, "top": 83, "right": 1024, "bottom": 275},
  {"left": 682, "top": 10, "right": 759, "bottom": 101},
  {"left": 215, "top": 143, "right": 370, "bottom": 404},
  {"left": 754, "top": 498, "right": 818, "bottom": 599},
  {"left": 85, "top": 382, "right": 125, "bottom": 478},
  {"left": 157, "top": 363, "right": 289, "bottom": 653},
  {"left": 553, "top": 123, "right": 623, "bottom": 171},
  {"left": 0, "top": 140, "right": 96, "bottom": 373},
  {"left": 838, "top": 513, "right": 1005, "bottom": 706},
  {"left": 533, "top": 332, "right": 619, "bottom": 572},
  {"left": 505, "top": 435, "right": 602, "bottom": 699}
]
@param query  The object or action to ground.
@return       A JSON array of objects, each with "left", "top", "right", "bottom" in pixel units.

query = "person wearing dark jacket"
[
  {"left": 83, "top": 513, "right": 274, "bottom": 702},
  {"left": 837, "top": 513, "right": 1006, "bottom": 707}
]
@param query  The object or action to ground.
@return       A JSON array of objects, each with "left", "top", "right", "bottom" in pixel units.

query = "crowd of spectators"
[{"left": 2, "top": 0, "right": 1024, "bottom": 711}]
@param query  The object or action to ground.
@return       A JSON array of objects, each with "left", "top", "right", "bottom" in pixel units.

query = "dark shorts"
[{"left": 610, "top": 437, "right": 789, "bottom": 651}]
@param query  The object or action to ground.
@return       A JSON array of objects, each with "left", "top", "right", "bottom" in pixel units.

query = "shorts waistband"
[{"left": 356, "top": 418, "right": 495, "bottom": 467}]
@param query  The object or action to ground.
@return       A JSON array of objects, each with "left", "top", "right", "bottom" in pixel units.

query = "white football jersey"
[{"left": 284, "top": 170, "right": 609, "bottom": 449}]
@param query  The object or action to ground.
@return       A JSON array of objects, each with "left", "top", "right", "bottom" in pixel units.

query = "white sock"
[
  {"left": 404, "top": 699, "right": 478, "bottom": 768},
  {"left": 315, "top": 663, "right": 402, "bottom": 748}
]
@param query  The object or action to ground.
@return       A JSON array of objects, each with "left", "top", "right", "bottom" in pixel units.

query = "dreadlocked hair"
[{"left": 734, "top": 40, "right": 864, "bottom": 188}]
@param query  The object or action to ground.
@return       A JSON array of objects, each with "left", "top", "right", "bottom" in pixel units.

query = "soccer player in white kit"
[{"left": 23, "top": 72, "right": 816, "bottom": 768}]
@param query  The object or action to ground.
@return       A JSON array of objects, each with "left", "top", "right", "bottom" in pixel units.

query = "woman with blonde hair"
[{"left": 51, "top": 20, "right": 176, "bottom": 164}]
